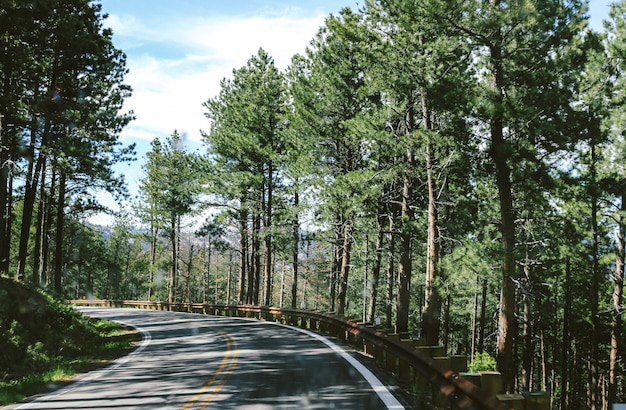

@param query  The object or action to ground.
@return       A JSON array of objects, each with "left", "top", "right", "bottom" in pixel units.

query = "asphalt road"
[{"left": 9, "top": 308, "right": 407, "bottom": 409}]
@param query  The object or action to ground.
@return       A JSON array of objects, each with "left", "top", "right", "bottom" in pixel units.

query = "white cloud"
[
  {"left": 91, "top": 4, "right": 340, "bottom": 225},
  {"left": 112, "top": 11, "right": 327, "bottom": 146}
]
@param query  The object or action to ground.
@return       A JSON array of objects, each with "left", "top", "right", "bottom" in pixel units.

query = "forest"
[{"left": 2, "top": 0, "right": 626, "bottom": 408}]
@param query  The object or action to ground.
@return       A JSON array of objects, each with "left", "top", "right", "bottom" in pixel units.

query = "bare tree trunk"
[
  {"left": 471, "top": 275, "right": 479, "bottom": 361},
  {"left": 227, "top": 250, "right": 233, "bottom": 304},
  {"left": 263, "top": 162, "right": 273, "bottom": 306},
  {"left": 385, "top": 216, "right": 396, "bottom": 329},
  {"left": 330, "top": 214, "right": 342, "bottom": 312},
  {"left": 148, "top": 223, "right": 157, "bottom": 301},
  {"left": 488, "top": 24, "right": 517, "bottom": 392},
  {"left": 397, "top": 143, "right": 415, "bottom": 334},
  {"left": 367, "top": 205, "right": 386, "bottom": 322},
  {"left": 337, "top": 218, "right": 353, "bottom": 316},
  {"left": 0, "top": 112, "right": 10, "bottom": 277},
  {"left": 522, "top": 240, "right": 534, "bottom": 392},
  {"left": 18, "top": 119, "right": 49, "bottom": 281},
  {"left": 252, "top": 213, "right": 261, "bottom": 305},
  {"left": 168, "top": 216, "right": 176, "bottom": 305},
  {"left": 421, "top": 141, "right": 441, "bottom": 344},
  {"left": 609, "top": 194, "right": 625, "bottom": 407},
  {"left": 561, "top": 259, "right": 572, "bottom": 410},
  {"left": 32, "top": 161, "right": 48, "bottom": 286},
  {"left": 53, "top": 170, "right": 66, "bottom": 294},
  {"left": 291, "top": 191, "right": 299, "bottom": 308},
  {"left": 238, "top": 211, "right": 247, "bottom": 304},
  {"left": 185, "top": 244, "right": 194, "bottom": 305},
  {"left": 590, "top": 143, "right": 600, "bottom": 410}
]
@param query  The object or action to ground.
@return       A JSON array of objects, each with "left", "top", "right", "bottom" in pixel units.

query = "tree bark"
[
  {"left": 609, "top": 194, "right": 625, "bottom": 407},
  {"left": 397, "top": 95, "right": 417, "bottom": 334},
  {"left": 291, "top": 190, "right": 299, "bottom": 309},
  {"left": 522, "top": 241, "right": 534, "bottom": 392},
  {"left": 17, "top": 119, "right": 50, "bottom": 281},
  {"left": 396, "top": 145, "right": 414, "bottom": 333},
  {"left": 561, "top": 259, "right": 572, "bottom": 409},
  {"left": 367, "top": 204, "right": 386, "bottom": 322},
  {"left": 0, "top": 112, "right": 9, "bottom": 277},
  {"left": 238, "top": 210, "right": 248, "bottom": 304},
  {"left": 590, "top": 142, "right": 600, "bottom": 410},
  {"left": 53, "top": 170, "right": 66, "bottom": 294},
  {"left": 385, "top": 215, "right": 396, "bottom": 329},
  {"left": 167, "top": 215, "right": 177, "bottom": 304},
  {"left": 487, "top": 11, "right": 517, "bottom": 389},
  {"left": 336, "top": 218, "right": 353, "bottom": 316},
  {"left": 330, "top": 214, "right": 342, "bottom": 312},
  {"left": 421, "top": 141, "right": 441, "bottom": 345},
  {"left": 263, "top": 161, "right": 273, "bottom": 306},
  {"left": 252, "top": 213, "right": 261, "bottom": 305}
]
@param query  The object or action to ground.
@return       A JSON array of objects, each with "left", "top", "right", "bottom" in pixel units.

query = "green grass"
[
  {"left": 0, "top": 317, "right": 140, "bottom": 405},
  {"left": 0, "top": 277, "right": 141, "bottom": 405}
]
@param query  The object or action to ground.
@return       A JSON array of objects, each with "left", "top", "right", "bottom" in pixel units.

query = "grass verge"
[
  {"left": 0, "top": 316, "right": 141, "bottom": 406},
  {"left": 0, "top": 278, "right": 146, "bottom": 405}
]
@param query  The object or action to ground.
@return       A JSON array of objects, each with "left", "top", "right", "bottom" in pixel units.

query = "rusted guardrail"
[{"left": 70, "top": 299, "right": 507, "bottom": 410}]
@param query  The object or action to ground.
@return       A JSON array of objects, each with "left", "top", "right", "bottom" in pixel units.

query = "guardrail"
[{"left": 70, "top": 299, "right": 509, "bottom": 410}]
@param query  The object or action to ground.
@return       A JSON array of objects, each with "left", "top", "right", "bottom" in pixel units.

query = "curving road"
[{"left": 9, "top": 308, "right": 407, "bottom": 409}]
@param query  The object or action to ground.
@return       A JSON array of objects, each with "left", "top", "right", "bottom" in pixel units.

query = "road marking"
[
  {"left": 267, "top": 321, "right": 405, "bottom": 410},
  {"left": 181, "top": 326, "right": 239, "bottom": 410}
]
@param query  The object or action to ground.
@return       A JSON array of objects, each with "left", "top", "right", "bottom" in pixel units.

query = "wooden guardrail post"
[
  {"left": 496, "top": 394, "right": 525, "bottom": 409},
  {"left": 479, "top": 371, "right": 502, "bottom": 397},
  {"left": 522, "top": 392, "right": 551, "bottom": 410}
]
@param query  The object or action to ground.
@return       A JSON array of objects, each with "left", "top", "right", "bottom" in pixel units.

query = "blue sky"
[{"left": 91, "top": 0, "right": 614, "bottom": 225}]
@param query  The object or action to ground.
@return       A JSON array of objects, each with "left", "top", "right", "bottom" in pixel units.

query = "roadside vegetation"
[{"left": 0, "top": 277, "right": 139, "bottom": 405}]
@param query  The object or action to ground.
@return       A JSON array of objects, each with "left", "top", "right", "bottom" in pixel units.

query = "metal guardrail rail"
[{"left": 70, "top": 299, "right": 508, "bottom": 410}]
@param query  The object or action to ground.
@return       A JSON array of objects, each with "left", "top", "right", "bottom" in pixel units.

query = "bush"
[
  {"left": 468, "top": 352, "right": 497, "bottom": 372},
  {"left": 0, "top": 277, "right": 98, "bottom": 380}
]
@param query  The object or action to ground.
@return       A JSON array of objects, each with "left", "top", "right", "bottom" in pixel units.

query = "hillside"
[{"left": 0, "top": 277, "right": 138, "bottom": 404}]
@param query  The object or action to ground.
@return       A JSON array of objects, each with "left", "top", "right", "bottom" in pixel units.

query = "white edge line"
[
  {"left": 15, "top": 316, "right": 152, "bottom": 409},
  {"left": 266, "top": 321, "right": 405, "bottom": 410}
]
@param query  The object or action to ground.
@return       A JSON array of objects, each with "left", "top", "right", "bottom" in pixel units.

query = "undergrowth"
[{"left": 0, "top": 277, "right": 139, "bottom": 405}]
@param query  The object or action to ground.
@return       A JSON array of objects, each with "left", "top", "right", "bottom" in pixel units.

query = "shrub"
[{"left": 468, "top": 352, "right": 497, "bottom": 372}]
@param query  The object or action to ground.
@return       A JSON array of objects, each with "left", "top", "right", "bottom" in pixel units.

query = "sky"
[{"left": 90, "top": 0, "right": 614, "bottom": 225}]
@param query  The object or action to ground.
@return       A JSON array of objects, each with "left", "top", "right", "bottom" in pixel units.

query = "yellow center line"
[
  {"left": 196, "top": 336, "right": 239, "bottom": 409},
  {"left": 181, "top": 326, "right": 238, "bottom": 410}
]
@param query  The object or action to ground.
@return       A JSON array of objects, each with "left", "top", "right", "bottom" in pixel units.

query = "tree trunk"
[
  {"left": 0, "top": 112, "right": 9, "bottom": 277},
  {"left": 17, "top": 120, "right": 49, "bottom": 281},
  {"left": 238, "top": 211, "right": 248, "bottom": 304},
  {"left": 263, "top": 161, "right": 273, "bottom": 306},
  {"left": 148, "top": 222, "right": 157, "bottom": 301},
  {"left": 590, "top": 142, "right": 600, "bottom": 410},
  {"left": 32, "top": 166, "right": 47, "bottom": 286},
  {"left": 336, "top": 218, "right": 353, "bottom": 316},
  {"left": 397, "top": 99, "right": 416, "bottom": 334},
  {"left": 561, "top": 259, "right": 571, "bottom": 410},
  {"left": 168, "top": 215, "right": 177, "bottom": 305},
  {"left": 421, "top": 141, "right": 441, "bottom": 344},
  {"left": 609, "top": 194, "right": 625, "bottom": 407},
  {"left": 291, "top": 190, "right": 299, "bottom": 308},
  {"left": 522, "top": 241, "right": 534, "bottom": 392},
  {"left": 185, "top": 245, "right": 194, "bottom": 305},
  {"left": 330, "top": 214, "right": 342, "bottom": 312},
  {"left": 478, "top": 278, "right": 488, "bottom": 354},
  {"left": 367, "top": 205, "right": 386, "bottom": 322},
  {"left": 252, "top": 213, "right": 261, "bottom": 305},
  {"left": 385, "top": 214, "right": 396, "bottom": 329},
  {"left": 487, "top": 16, "right": 517, "bottom": 390},
  {"left": 227, "top": 250, "right": 233, "bottom": 304},
  {"left": 53, "top": 170, "right": 66, "bottom": 294}
]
